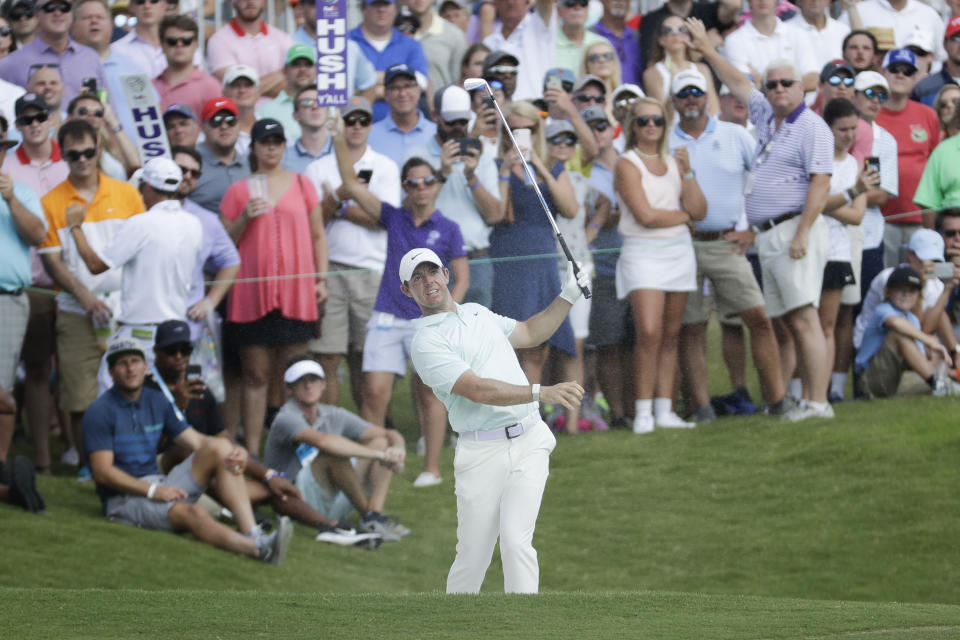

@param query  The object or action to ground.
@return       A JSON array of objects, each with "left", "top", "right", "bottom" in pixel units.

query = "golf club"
[{"left": 463, "top": 77, "right": 591, "bottom": 299}]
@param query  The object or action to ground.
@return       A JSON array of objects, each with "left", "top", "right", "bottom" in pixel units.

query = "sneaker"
[
  {"left": 933, "top": 375, "right": 960, "bottom": 397},
  {"left": 259, "top": 516, "right": 293, "bottom": 565},
  {"left": 360, "top": 512, "right": 411, "bottom": 542},
  {"left": 76, "top": 464, "right": 92, "bottom": 483},
  {"left": 782, "top": 400, "right": 834, "bottom": 422},
  {"left": 412, "top": 471, "right": 442, "bottom": 488},
  {"left": 655, "top": 411, "right": 695, "bottom": 429},
  {"left": 729, "top": 388, "right": 758, "bottom": 415},
  {"left": 9, "top": 456, "right": 45, "bottom": 514},
  {"left": 609, "top": 416, "right": 629, "bottom": 430},
  {"left": 316, "top": 524, "right": 383, "bottom": 549},
  {"left": 809, "top": 401, "right": 835, "bottom": 418},
  {"left": 60, "top": 446, "right": 79, "bottom": 467},
  {"left": 689, "top": 404, "right": 716, "bottom": 424},
  {"left": 632, "top": 413, "right": 654, "bottom": 434},
  {"left": 765, "top": 395, "right": 798, "bottom": 416}
]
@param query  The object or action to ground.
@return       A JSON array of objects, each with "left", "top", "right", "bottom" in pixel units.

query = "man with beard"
[{"left": 190, "top": 97, "right": 250, "bottom": 213}]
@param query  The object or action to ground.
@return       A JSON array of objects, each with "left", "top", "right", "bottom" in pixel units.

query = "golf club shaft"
[{"left": 477, "top": 82, "right": 591, "bottom": 299}]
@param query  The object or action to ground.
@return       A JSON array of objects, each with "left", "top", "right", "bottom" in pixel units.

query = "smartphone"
[
  {"left": 513, "top": 128, "right": 531, "bottom": 161},
  {"left": 481, "top": 96, "right": 496, "bottom": 109},
  {"left": 934, "top": 261, "right": 955, "bottom": 279},
  {"left": 865, "top": 156, "right": 880, "bottom": 172},
  {"left": 186, "top": 364, "right": 202, "bottom": 381},
  {"left": 82, "top": 77, "right": 97, "bottom": 93},
  {"left": 545, "top": 75, "right": 563, "bottom": 92},
  {"left": 357, "top": 169, "right": 373, "bottom": 183},
  {"left": 457, "top": 137, "right": 482, "bottom": 156}
]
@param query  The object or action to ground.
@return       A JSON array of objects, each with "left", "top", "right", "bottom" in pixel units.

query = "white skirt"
[{"left": 615, "top": 234, "right": 697, "bottom": 298}]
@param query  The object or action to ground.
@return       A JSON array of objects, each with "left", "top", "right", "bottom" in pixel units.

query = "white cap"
[
  {"left": 611, "top": 83, "right": 644, "bottom": 104},
  {"left": 141, "top": 157, "right": 182, "bottom": 192},
  {"left": 223, "top": 64, "right": 260, "bottom": 88},
  {"left": 854, "top": 70, "right": 889, "bottom": 92},
  {"left": 399, "top": 247, "right": 443, "bottom": 283},
  {"left": 106, "top": 337, "right": 145, "bottom": 366},
  {"left": 437, "top": 85, "right": 472, "bottom": 122},
  {"left": 907, "top": 228, "right": 945, "bottom": 261},
  {"left": 671, "top": 68, "right": 707, "bottom": 95},
  {"left": 283, "top": 359, "right": 326, "bottom": 384},
  {"left": 904, "top": 29, "right": 934, "bottom": 54}
]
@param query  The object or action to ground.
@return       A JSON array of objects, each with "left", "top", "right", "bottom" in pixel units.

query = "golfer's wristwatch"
[{"left": 531, "top": 384, "right": 541, "bottom": 403}]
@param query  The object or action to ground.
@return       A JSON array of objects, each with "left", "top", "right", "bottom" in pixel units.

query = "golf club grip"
[{"left": 556, "top": 232, "right": 592, "bottom": 299}]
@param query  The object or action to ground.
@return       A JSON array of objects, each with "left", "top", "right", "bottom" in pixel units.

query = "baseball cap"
[
  {"left": 222, "top": 64, "right": 259, "bottom": 88},
  {"left": 283, "top": 359, "right": 325, "bottom": 384},
  {"left": 155, "top": 319, "right": 191, "bottom": 350},
  {"left": 886, "top": 265, "right": 923, "bottom": 290},
  {"left": 482, "top": 50, "right": 519, "bottom": 74},
  {"left": 1, "top": 0, "right": 33, "bottom": 19},
  {"left": 883, "top": 48, "right": 917, "bottom": 70},
  {"left": 854, "top": 70, "right": 889, "bottom": 92},
  {"left": 671, "top": 68, "right": 707, "bottom": 95},
  {"left": 907, "top": 228, "right": 945, "bottom": 261},
  {"left": 384, "top": 63, "right": 417, "bottom": 86},
  {"left": 286, "top": 43, "right": 316, "bottom": 65},
  {"left": 867, "top": 27, "right": 897, "bottom": 52},
  {"left": 342, "top": 95, "right": 373, "bottom": 119},
  {"left": 904, "top": 29, "right": 934, "bottom": 55},
  {"left": 201, "top": 96, "right": 238, "bottom": 121},
  {"left": 434, "top": 85, "right": 471, "bottom": 122},
  {"left": 573, "top": 74, "right": 606, "bottom": 94},
  {"left": 947, "top": 16, "right": 960, "bottom": 41},
  {"left": 580, "top": 105, "right": 607, "bottom": 124},
  {"left": 106, "top": 337, "right": 146, "bottom": 367},
  {"left": 363, "top": 0, "right": 394, "bottom": 5},
  {"left": 819, "top": 59, "right": 855, "bottom": 83},
  {"left": 251, "top": 118, "right": 285, "bottom": 143},
  {"left": 545, "top": 120, "right": 576, "bottom": 140},
  {"left": 141, "top": 157, "right": 183, "bottom": 192},
  {"left": 543, "top": 67, "right": 576, "bottom": 88},
  {"left": 14, "top": 92, "right": 48, "bottom": 117},
  {"left": 399, "top": 247, "right": 443, "bottom": 283},
  {"left": 163, "top": 103, "right": 197, "bottom": 121},
  {"left": 611, "top": 83, "right": 644, "bottom": 104}
]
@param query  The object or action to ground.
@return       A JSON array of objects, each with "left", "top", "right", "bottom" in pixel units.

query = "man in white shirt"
[
  {"left": 483, "top": 0, "right": 557, "bottom": 101},
  {"left": 786, "top": 0, "right": 851, "bottom": 70},
  {"left": 841, "top": 0, "right": 946, "bottom": 63}
]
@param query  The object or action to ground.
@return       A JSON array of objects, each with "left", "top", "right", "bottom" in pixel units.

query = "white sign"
[{"left": 119, "top": 73, "right": 171, "bottom": 163}]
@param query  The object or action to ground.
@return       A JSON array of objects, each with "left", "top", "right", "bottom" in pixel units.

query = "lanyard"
[{"left": 150, "top": 365, "right": 186, "bottom": 424}]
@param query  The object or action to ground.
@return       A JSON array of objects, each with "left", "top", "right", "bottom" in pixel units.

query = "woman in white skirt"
[{"left": 615, "top": 97, "right": 706, "bottom": 434}]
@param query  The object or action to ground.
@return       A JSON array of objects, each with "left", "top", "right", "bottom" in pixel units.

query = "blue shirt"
[
  {"left": 669, "top": 117, "right": 756, "bottom": 232},
  {"left": 0, "top": 36, "right": 108, "bottom": 104},
  {"left": 83, "top": 385, "right": 188, "bottom": 504},
  {"left": 588, "top": 161, "right": 621, "bottom": 279},
  {"left": 368, "top": 114, "right": 437, "bottom": 168},
  {"left": 282, "top": 137, "right": 333, "bottom": 174},
  {"left": 911, "top": 68, "right": 955, "bottom": 108},
  {"left": 0, "top": 183, "right": 45, "bottom": 291},
  {"left": 348, "top": 26, "right": 428, "bottom": 122},
  {"left": 854, "top": 301, "right": 923, "bottom": 373},
  {"left": 373, "top": 202, "right": 466, "bottom": 320},
  {"left": 182, "top": 198, "right": 241, "bottom": 340}
]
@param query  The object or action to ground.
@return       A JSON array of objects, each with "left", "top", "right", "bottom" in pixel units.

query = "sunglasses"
[
  {"left": 164, "top": 36, "right": 194, "bottom": 47},
  {"left": 887, "top": 64, "right": 916, "bottom": 77},
  {"left": 764, "top": 78, "right": 797, "bottom": 90},
  {"left": 444, "top": 118, "right": 470, "bottom": 127},
  {"left": 177, "top": 165, "right": 201, "bottom": 179},
  {"left": 9, "top": 8, "right": 34, "bottom": 19},
  {"left": 132, "top": 0, "right": 163, "bottom": 4},
  {"left": 344, "top": 115, "right": 371, "bottom": 127},
  {"left": 635, "top": 115, "right": 665, "bottom": 127},
  {"left": 160, "top": 343, "right": 193, "bottom": 356},
  {"left": 64, "top": 147, "right": 97, "bottom": 162},
  {"left": 562, "top": 0, "right": 589, "bottom": 6},
  {"left": 0, "top": 27, "right": 11, "bottom": 36},
  {"left": 574, "top": 93, "right": 605, "bottom": 104},
  {"left": 15, "top": 112, "right": 48, "bottom": 126},
  {"left": 207, "top": 114, "right": 237, "bottom": 127},
  {"left": 40, "top": 1, "right": 71, "bottom": 13},
  {"left": 862, "top": 87, "right": 888, "bottom": 102},
  {"left": 403, "top": 176, "right": 438, "bottom": 188},
  {"left": 942, "top": 229, "right": 960, "bottom": 238},
  {"left": 587, "top": 52, "right": 616, "bottom": 64},
  {"left": 591, "top": 120, "right": 610, "bottom": 132},
  {"left": 488, "top": 65, "right": 518, "bottom": 76},
  {"left": 827, "top": 74, "right": 855, "bottom": 87},
  {"left": 675, "top": 87, "right": 705, "bottom": 99},
  {"left": 76, "top": 106, "right": 104, "bottom": 118},
  {"left": 548, "top": 135, "right": 577, "bottom": 146},
  {"left": 950, "top": 34, "right": 960, "bottom": 45},
  {"left": 660, "top": 25, "right": 689, "bottom": 36},
  {"left": 296, "top": 98, "right": 320, "bottom": 109}
]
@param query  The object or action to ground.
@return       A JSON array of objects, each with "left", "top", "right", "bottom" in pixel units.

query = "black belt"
[
  {"left": 692, "top": 228, "right": 734, "bottom": 242},
  {"left": 0, "top": 288, "right": 24, "bottom": 296},
  {"left": 755, "top": 211, "right": 802, "bottom": 233}
]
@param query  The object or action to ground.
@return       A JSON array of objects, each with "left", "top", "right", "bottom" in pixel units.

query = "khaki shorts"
[
  {"left": 840, "top": 225, "right": 865, "bottom": 306},
  {"left": 860, "top": 334, "right": 931, "bottom": 399},
  {"left": 57, "top": 310, "right": 102, "bottom": 413},
  {"left": 756, "top": 216, "right": 828, "bottom": 318},
  {"left": 21, "top": 290, "right": 56, "bottom": 367},
  {"left": 309, "top": 262, "right": 381, "bottom": 355},
  {"left": 683, "top": 241, "right": 766, "bottom": 325}
]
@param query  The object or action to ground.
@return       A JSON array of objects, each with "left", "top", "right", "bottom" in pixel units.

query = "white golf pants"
[{"left": 446, "top": 417, "right": 556, "bottom": 594}]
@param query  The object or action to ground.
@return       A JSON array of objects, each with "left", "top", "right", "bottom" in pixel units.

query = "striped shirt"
[
  {"left": 669, "top": 117, "right": 756, "bottom": 232},
  {"left": 744, "top": 89, "right": 834, "bottom": 226}
]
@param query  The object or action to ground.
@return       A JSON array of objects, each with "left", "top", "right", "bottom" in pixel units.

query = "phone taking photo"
[
  {"left": 457, "top": 137, "right": 482, "bottom": 156},
  {"left": 865, "top": 156, "right": 880, "bottom": 173},
  {"left": 186, "top": 364, "right": 202, "bottom": 381},
  {"left": 357, "top": 169, "right": 373, "bottom": 183}
]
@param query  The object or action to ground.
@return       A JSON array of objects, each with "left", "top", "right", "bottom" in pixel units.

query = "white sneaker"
[
  {"left": 60, "top": 447, "right": 79, "bottom": 466},
  {"left": 633, "top": 413, "right": 654, "bottom": 434},
  {"left": 933, "top": 375, "right": 960, "bottom": 397},
  {"left": 782, "top": 400, "right": 814, "bottom": 422},
  {"left": 655, "top": 411, "right": 695, "bottom": 428},
  {"left": 808, "top": 401, "right": 835, "bottom": 419},
  {"left": 412, "top": 471, "right": 442, "bottom": 488}
]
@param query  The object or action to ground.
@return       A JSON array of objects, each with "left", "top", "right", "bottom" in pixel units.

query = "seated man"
[
  {"left": 150, "top": 320, "right": 380, "bottom": 549},
  {"left": 84, "top": 337, "right": 293, "bottom": 564},
  {"left": 855, "top": 266, "right": 958, "bottom": 398},
  {"left": 263, "top": 356, "right": 410, "bottom": 542}
]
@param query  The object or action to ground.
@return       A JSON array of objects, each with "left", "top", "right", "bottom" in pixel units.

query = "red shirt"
[{"left": 875, "top": 100, "right": 940, "bottom": 225}]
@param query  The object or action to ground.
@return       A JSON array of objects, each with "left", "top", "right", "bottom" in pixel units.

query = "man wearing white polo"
[{"left": 405, "top": 247, "right": 587, "bottom": 594}]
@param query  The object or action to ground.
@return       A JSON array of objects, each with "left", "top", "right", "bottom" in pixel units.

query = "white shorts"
[
  {"left": 615, "top": 235, "right": 696, "bottom": 298},
  {"left": 756, "top": 216, "right": 828, "bottom": 318},
  {"left": 361, "top": 312, "right": 415, "bottom": 376}
]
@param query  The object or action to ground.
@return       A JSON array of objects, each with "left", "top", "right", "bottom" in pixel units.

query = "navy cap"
[
  {"left": 163, "top": 103, "right": 197, "bottom": 121},
  {"left": 883, "top": 48, "right": 918, "bottom": 70},
  {"left": 155, "top": 320, "right": 191, "bottom": 350},
  {"left": 15, "top": 92, "right": 48, "bottom": 117},
  {"left": 384, "top": 63, "right": 417, "bottom": 86},
  {"left": 251, "top": 118, "right": 285, "bottom": 143}
]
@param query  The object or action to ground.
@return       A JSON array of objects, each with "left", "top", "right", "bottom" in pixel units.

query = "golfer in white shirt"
[{"left": 404, "top": 247, "right": 587, "bottom": 594}]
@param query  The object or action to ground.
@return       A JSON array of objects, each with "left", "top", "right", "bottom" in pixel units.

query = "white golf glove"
[{"left": 560, "top": 261, "right": 590, "bottom": 303}]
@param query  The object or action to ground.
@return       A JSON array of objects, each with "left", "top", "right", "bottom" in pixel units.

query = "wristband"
[
  {"left": 683, "top": 171, "right": 696, "bottom": 180},
  {"left": 467, "top": 177, "right": 480, "bottom": 190},
  {"left": 588, "top": 222, "right": 601, "bottom": 230},
  {"left": 265, "top": 469, "right": 278, "bottom": 482},
  {"left": 147, "top": 483, "right": 157, "bottom": 499},
  {"left": 531, "top": 383, "right": 540, "bottom": 403},
  {"left": 499, "top": 174, "right": 511, "bottom": 182},
  {"left": 846, "top": 188, "right": 859, "bottom": 202}
]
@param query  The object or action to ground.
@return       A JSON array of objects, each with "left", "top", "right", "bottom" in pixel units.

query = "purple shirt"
[
  {"left": 183, "top": 198, "right": 241, "bottom": 340},
  {"left": 589, "top": 22, "right": 643, "bottom": 86},
  {"left": 373, "top": 202, "right": 466, "bottom": 320},
  {"left": 0, "top": 36, "right": 107, "bottom": 104}
]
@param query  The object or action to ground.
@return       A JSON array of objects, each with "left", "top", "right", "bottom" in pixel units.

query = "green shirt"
[
  {"left": 554, "top": 28, "right": 606, "bottom": 76},
  {"left": 914, "top": 134, "right": 960, "bottom": 211}
]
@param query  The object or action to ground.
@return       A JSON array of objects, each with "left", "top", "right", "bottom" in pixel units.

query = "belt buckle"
[{"left": 505, "top": 423, "right": 523, "bottom": 439}]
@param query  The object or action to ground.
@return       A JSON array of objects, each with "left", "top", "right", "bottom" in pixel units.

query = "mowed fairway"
[{"left": 2, "top": 390, "right": 960, "bottom": 638}]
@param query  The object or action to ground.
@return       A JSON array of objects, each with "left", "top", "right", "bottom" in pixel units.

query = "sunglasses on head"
[
  {"left": 827, "top": 74, "right": 855, "bottom": 87},
  {"left": 207, "top": 114, "right": 237, "bottom": 127},
  {"left": 16, "top": 112, "right": 48, "bottom": 126},
  {"left": 488, "top": 65, "right": 518, "bottom": 75},
  {"left": 40, "top": 1, "right": 71, "bottom": 13},
  {"left": 404, "top": 175, "right": 438, "bottom": 188},
  {"left": 177, "top": 165, "right": 200, "bottom": 179},
  {"left": 887, "top": 64, "right": 916, "bottom": 77},
  {"left": 574, "top": 93, "right": 605, "bottom": 104},
  {"left": 64, "top": 147, "right": 97, "bottom": 162},
  {"left": 764, "top": 78, "right": 797, "bottom": 90},
  {"left": 862, "top": 87, "right": 888, "bottom": 102},
  {"left": 587, "top": 52, "right": 616, "bottom": 64},
  {"left": 614, "top": 96, "right": 639, "bottom": 110},
  {"left": 161, "top": 343, "right": 193, "bottom": 356},
  {"left": 344, "top": 115, "right": 371, "bottom": 127},
  {"left": 164, "top": 36, "right": 194, "bottom": 47},
  {"left": 77, "top": 106, "right": 104, "bottom": 118},
  {"left": 548, "top": 135, "right": 577, "bottom": 146},
  {"left": 675, "top": 86, "right": 705, "bottom": 99},
  {"left": 660, "top": 24, "right": 689, "bottom": 36},
  {"left": 562, "top": 0, "right": 589, "bottom": 6},
  {"left": 0, "top": 27, "right": 11, "bottom": 36},
  {"left": 635, "top": 114, "right": 665, "bottom": 127}
]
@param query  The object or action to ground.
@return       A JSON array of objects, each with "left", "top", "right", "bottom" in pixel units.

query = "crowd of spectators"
[{"left": 2, "top": 0, "right": 960, "bottom": 559}]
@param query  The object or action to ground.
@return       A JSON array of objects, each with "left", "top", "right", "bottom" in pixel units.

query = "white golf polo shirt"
[{"left": 411, "top": 302, "right": 536, "bottom": 433}]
